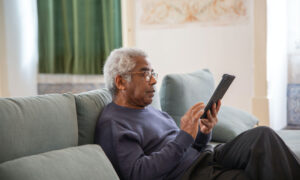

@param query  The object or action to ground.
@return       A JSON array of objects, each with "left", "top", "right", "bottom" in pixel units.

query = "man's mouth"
[
  {"left": 148, "top": 90, "right": 155, "bottom": 93},
  {"left": 147, "top": 90, "right": 155, "bottom": 95}
]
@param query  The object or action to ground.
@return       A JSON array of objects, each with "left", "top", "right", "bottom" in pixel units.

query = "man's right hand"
[{"left": 180, "top": 102, "right": 205, "bottom": 139}]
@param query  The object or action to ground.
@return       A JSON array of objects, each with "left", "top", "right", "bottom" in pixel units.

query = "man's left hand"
[{"left": 199, "top": 100, "right": 221, "bottom": 134}]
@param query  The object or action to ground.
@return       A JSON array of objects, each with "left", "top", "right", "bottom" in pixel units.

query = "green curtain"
[{"left": 37, "top": 0, "right": 122, "bottom": 74}]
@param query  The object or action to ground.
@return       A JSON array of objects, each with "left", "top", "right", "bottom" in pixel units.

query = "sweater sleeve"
[
  {"left": 193, "top": 127, "right": 212, "bottom": 151},
  {"left": 111, "top": 121, "right": 194, "bottom": 180}
]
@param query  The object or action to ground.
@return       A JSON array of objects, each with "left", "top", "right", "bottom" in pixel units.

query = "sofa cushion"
[
  {"left": 160, "top": 69, "right": 215, "bottom": 126},
  {"left": 0, "top": 145, "right": 119, "bottom": 180},
  {"left": 0, "top": 94, "right": 77, "bottom": 163},
  {"left": 75, "top": 89, "right": 112, "bottom": 145},
  {"left": 159, "top": 69, "right": 258, "bottom": 142},
  {"left": 213, "top": 106, "right": 258, "bottom": 142},
  {"left": 277, "top": 130, "right": 300, "bottom": 159}
]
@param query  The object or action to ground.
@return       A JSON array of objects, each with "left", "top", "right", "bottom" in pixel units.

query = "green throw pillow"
[
  {"left": 214, "top": 106, "right": 258, "bottom": 142},
  {"left": 0, "top": 145, "right": 119, "bottom": 180},
  {"left": 159, "top": 69, "right": 258, "bottom": 143},
  {"left": 75, "top": 89, "right": 112, "bottom": 145},
  {"left": 160, "top": 69, "right": 215, "bottom": 126}
]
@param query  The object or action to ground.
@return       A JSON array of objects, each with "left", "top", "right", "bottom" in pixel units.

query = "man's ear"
[{"left": 115, "top": 75, "right": 127, "bottom": 90}]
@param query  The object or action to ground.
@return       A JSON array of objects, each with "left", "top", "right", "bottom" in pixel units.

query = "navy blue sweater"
[{"left": 94, "top": 102, "right": 211, "bottom": 180}]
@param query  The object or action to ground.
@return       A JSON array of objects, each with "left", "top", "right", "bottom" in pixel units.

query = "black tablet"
[{"left": 200, "top": 74, "right": 235, "bottom": 119}]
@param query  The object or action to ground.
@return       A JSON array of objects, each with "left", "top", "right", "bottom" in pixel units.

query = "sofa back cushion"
[
  {"left": 159, "top": 69, "right": 258, "bottom": 143},
  {"left": 75, "top": 88, "right": 162, "bottom": 145},
  {"left": 160, "top": 69, "right": 215, "bottom": 126},
  {"left": 0, "top": 145, "right": 119, "bottom": 180},
  {"left": 75, "top": 89, "right": 112, "bottom": 145},
  {"left": 0, "top": 94, "right": 78, "bottom": 163}
]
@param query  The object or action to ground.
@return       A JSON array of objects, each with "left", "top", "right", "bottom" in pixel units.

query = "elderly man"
[{"left": 94, "top": 48, "right": 300, "bottom": 180}]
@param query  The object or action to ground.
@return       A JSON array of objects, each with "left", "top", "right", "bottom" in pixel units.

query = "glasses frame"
[{"left": 126, "top": 71, "right": 158, "bottom": 82}]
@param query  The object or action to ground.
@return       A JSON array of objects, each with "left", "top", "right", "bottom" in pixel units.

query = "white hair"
[{"left": 103, "top": 47, "right": 147, "bottom": 95}]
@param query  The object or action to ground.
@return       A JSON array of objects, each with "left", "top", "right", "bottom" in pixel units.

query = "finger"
[
  {"left": 216, "top": 100, "right": 221, "bottom": 113},
  {"left": 189, "top": 103, "right": 206, "bottom": 124},
  {"left": 199, "top": 119, "right": 207, "bottom": 128},
  {"left": 207, "top": 109, "right": 212, "bottom": 120},
  {"left": 200, "top": 119, "right": 212, "bottom": 129},
  {"left": 202, "top": 118, "right": 214, "bottom": 125},
  {"left": 191, "top": 102, "right": 205, "bottom": 112},
  {"left": 207, "top": 111, "right": 218, "bottom": 123},
  {"left": 211, "top": 103, "right": 217, "bottom": 117},
  {"left": 194, "top": 109, "right": 204, "bottom": 121},
  {"left": 191, "top": 112, "right": 200, "bottom": 124},
  {"left": 188, "top": 102, "right": 204, "bottom": 114},
  {"left": 191, "top": 104, "right": 205, "bottom": 118}
]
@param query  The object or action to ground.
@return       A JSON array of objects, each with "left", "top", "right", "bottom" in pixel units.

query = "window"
[{"left": 37, "top": 0, "right": 122, "bottom": 74}]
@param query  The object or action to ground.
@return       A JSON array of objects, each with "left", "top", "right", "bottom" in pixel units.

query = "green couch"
[
  {"left": 0, "top": 70, "right": 299, "bottom": 180},
  {"left": 0, "top": 90, "right": 119, "bottom": 180}
]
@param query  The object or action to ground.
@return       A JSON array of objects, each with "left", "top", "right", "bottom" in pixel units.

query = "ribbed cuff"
[
  {"left": 195, "top": 130, "right": 212, "bottom": 146},
  {"left": 174, "top": 130, "right": 194, "bottom": 149}
]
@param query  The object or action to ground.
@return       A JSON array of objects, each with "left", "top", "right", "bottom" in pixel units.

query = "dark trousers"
[{"left": 181, "top": 126, "right": 300, "bottom": 180}]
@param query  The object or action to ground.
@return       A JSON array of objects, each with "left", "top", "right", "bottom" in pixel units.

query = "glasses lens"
[
  {"left": 144, "top": 71, "right": 151, "bottom": 81},
  {"left": 141, "top": 71, "right": 158, "bottom": 81},
  {"left": 152, "top": 72, "right": 158, "bottom": 79}
]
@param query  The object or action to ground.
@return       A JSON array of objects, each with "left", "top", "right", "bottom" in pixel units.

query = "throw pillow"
[{"left": 159, "top": 69, "right": 258, "bottom": 143}]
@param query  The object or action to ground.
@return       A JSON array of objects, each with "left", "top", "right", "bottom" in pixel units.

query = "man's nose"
[{"left": 149, "top": 75, "right": 157, "bottom": 85}]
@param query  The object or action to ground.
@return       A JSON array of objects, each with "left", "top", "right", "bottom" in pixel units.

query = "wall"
[
  {"left": 0, "top": 0, "right": 38, "bottom": 97},
  {"left": 0, "top": 0, "right": 9, "bottom": 97},
  {"left": 134, "top": 1, "right": 254, "bottom": 113}
]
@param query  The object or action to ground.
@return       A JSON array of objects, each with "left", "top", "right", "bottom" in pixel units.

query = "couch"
[{"left": 0, "top": 69, "right": 299, "bottom": 180}]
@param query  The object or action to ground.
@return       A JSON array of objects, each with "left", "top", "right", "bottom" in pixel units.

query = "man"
[{"left": 94, "top": 48, "right": 300, "bottom": 180}]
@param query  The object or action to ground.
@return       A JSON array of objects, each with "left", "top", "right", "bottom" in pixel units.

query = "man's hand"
[
  {"left": 199, "top": 100, "right": 221, "bottom": 134},
  {"left": 180, "top": 102, "right": 205, "bottom": 139}
]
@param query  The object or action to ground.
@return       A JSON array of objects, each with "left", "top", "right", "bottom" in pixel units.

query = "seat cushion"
[
  {"left": 75, "top": 89, "right": 112, "bottom": 145},
  {"left": 159, "top": 69, "right": 258, "bottom": 142},
  {"left": 277, "top": 130, "right": 300, "bottom": 159},
  {"left": 0, "top": 145, "right": 119, "bottom": 180},
  {"left": 0, "top": 94, "right": 78, "bottom": 163}
]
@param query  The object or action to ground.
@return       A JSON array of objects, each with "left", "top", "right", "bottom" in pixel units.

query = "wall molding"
[{"left": 252, "top": 0, "right": 269, "bottom": 126}]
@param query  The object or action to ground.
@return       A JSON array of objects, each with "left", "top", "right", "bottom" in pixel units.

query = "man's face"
[{"left": 123, "top": 56, "right": 157, "bottom": 108}]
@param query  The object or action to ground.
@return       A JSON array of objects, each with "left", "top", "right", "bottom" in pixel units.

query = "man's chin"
[{"left": 144, "top": 98, "right": 153, "bottom": 106}]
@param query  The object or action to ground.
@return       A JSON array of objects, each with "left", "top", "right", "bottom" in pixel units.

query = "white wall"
[
  {"left": 287, "top": 0, "right": 300, "bottom": 85},
  {"left": 266, "top": 0, "right": 288, "bottom": 130},
  {"left": 135, "top": 2, "right": 254, "bottom": 112},
  {"left": 0, "top": 0, "right": 8, "bottom": 97},
  {"left": 0, "top": 0, "right": 38, "bottom": 97}
]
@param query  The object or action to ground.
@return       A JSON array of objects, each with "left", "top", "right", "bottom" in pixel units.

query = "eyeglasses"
[{"left": 127, "top": 71, "right": 158, "bottom": 82}]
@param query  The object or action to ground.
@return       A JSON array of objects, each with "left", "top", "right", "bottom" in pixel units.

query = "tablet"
[{"left": 200, "top": 74, "right": 235, "bottom": 119}]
